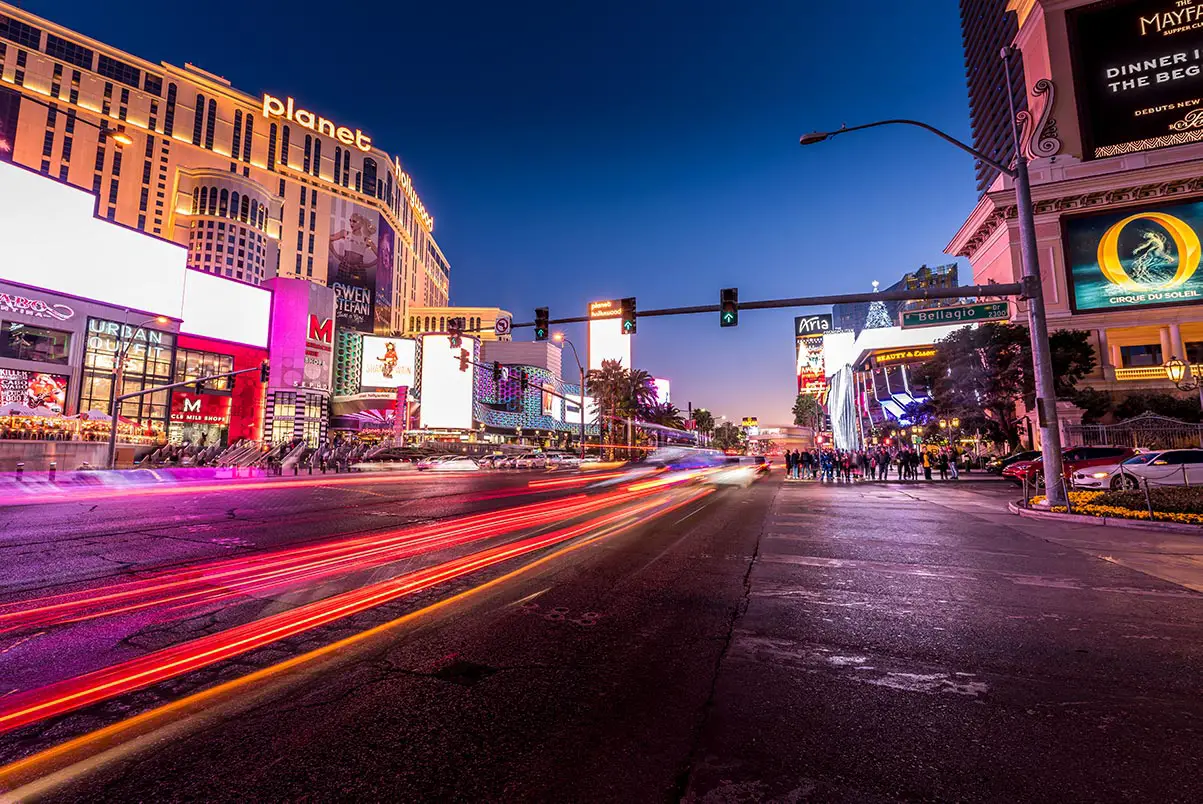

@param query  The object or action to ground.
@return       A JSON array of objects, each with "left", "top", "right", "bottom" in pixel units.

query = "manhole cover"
[{"left": 433, "top": 659, "right": 498, "bottom": 687}]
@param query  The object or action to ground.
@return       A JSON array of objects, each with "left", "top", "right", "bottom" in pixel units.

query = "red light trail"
[
  {"left": 0, "top": 488, "right": 647, "bottom": 634},
  {"left": 0, "top": 486, "right": 710, "bottom": 735}
]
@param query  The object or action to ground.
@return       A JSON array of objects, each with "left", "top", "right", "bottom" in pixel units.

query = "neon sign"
[{"left": 262, "top": 95, "right": 372, "bottom": 152}]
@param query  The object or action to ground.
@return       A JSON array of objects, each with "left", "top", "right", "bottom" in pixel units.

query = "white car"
[
  {"left": 429, "top": 455, "right": 480, "bottom": 472},
  {"left": 547, "top": 453, "right": 581, "bottom": 468},
  {"left": 1072, "top": 449, "right": 1203, "bottom": 490},
  {"left": 416, "top": 455, "right": 455, "bottom": 471},
  {"left": 513, "top": 453, "right": 546, "bottom": 469}
]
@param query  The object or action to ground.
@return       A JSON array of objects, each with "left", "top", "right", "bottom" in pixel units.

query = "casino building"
[
  {"left": 0, "top": 1, "right": 449, "bottom": 337},
  {"left": 949, "top": 0, "right": 1203, "bottom": 411}
]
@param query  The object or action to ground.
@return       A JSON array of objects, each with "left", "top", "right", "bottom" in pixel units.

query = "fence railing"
[{"left": 1063, "top": 412, "right": 1203, "bottom": 450}]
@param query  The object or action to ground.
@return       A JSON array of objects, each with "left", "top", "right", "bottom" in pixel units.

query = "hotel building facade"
[
  {"left": 949, "top": 0, "right": 1203, "bottom": 421},
  {"left": 0, "top": 1, "right": 449, "bottom": 339}
]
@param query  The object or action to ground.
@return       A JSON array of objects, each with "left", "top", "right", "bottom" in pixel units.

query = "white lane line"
[{"left": 675, "top": 502, "right": 710, "bottom": 526}]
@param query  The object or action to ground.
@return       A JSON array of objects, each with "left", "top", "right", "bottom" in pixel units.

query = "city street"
[{"left": 1, "top": 471, "right": 1200, "bottom": 801}]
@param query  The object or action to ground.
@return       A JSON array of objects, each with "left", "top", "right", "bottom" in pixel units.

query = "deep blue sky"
[{"left": 30, "top": 0, "right": 976, "bottom": 423}]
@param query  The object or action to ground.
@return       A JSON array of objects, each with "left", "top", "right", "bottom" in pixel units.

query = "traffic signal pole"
[{"left": 510, "top": 281, "right": 1025, "bottom": 329}]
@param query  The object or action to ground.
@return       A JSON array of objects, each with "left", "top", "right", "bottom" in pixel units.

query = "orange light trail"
[
  {"left": 526, "top": 471, "right": 626, "bottom": 488},
  {"left": 0, "top": 488, "right": 707, "bottom": 735}
]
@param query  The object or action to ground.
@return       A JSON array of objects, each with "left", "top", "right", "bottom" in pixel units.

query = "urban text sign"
[
  {"left": 0, "top": 292, "right": 73, "bottom": 321},
  {"left": 589, "top": 299, "right": 621, "bottom": 319},
  {"left": 872, "top": 347, "right": 937, "bottom": 367},
  {"left": 794, "top": 314, "right": 832, "bottom": 335},
  {"left": 900, "top": 303, "right": 1010, "bottom": 329},
  {"left": 1063, "top": 198, "right": 1203, "bottom": 312},
  {"left": 1069, "top": 0, "right": 1203, "bottom": 158},
  {"left": 261, "top": 95, "right": 372, "bottom": 152}
]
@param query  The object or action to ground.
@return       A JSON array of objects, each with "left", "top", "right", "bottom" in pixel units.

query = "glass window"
[
  {"left": 0, "top": 322, "right": 71, "bottom": 364},
  {"left": 97, "top": 54, "right": 140, "bottom": 88},
  {"left": 1120, "top": 344, "right": 1162, "bottom": 368}
]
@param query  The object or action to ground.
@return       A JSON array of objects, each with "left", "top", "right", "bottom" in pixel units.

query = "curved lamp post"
[{"left": 798, "top": 49, "right": 1068, "bottom": 506}]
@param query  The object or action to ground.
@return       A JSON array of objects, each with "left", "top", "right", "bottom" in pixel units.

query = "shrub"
[{"left": 1095, "top": 486, "right": 1203, "bottom": 515}]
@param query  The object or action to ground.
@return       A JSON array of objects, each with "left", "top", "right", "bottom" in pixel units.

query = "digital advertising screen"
[
  {"left": 796, "top": 334, "right": 827, "bottom": 397},
  {"left": 1069, "top": 0, "right": 1203, "bottom": 158},
  {"left": 418, "top": 333, "right": 475, "bottom": 430},
  {"left": 0, "top": 369, "right": 68, "bottom": 413},
  {"left": 328, "top": 198, "right": 380, "bottom": 333},
  {"left": 1063, "top": 199, "right": 1203, "bottom": 312},
  {"left": 541, "top": 383, "right": 562, "bottom": 420},
  {"left": 360, "top": 336, "right": 416, "bottom": 390}
]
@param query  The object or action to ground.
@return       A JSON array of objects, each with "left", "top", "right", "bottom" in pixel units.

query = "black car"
[{"left": 985, "top": 450, "right": 1040, "bottom": 474}]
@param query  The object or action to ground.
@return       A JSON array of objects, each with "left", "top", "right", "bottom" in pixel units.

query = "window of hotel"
[
  {"left": 192, "top": 93, "right": 204, "bottom": 145},
  {"left": 219, "top": 188, "right": 229, "bottom": 217},
  {"left": 44, "top": 34, "right": 91, "bottom": 70},
  {"left": 280, "top": 125, "right": 291, "bottom": 168},
  {"left": 267, "top": 123, "right": 278, "bottom": 171},
  {"left": 164, "top": 83, "right": 177, "bottom": 136},
  {"left": 1120, "top": 345, "right": 1163, "bottom": 368},
  {"left": 242, "top": 116, "right": 253, "bottom": 162},
  {"left": 1186, "top": 343, "right": 1203, "bottom": 365},
  {"left": 0, "top": 16, "right": 42, "bottom": 49},
  {"left": 205, "top": 99, "right": 217, "bottom": 149},
  {"left": 97, "top": 54, "right": 140, "bottom": 88},
  {"left": 231, "top": 110, "right": 243, "bottom": 160},
  {"left": 333, "top": 148, "right": 342, "bottom": 185},
  {"left": 144, "top": 74, "right": 162, "bottom": 96},
  {"left": 303, "top": 135, "right": 311, "bottom": 173},
  {"left": 362, "top": 159, "right": 377, "bottom": 199},
  {"left": 0, "top": 322, "right": 71, "bottom": 365},
  {"left": 312, "top": 139, "right": 321, "bottom": 177}
]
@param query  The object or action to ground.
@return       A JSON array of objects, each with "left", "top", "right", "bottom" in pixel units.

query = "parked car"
[
  {"left": 429, "top": 455, "right": 481, "bottom": 472},
  {"left": 513, "top": 452, "right": 546, "bottom": 470},
  {"left": 985, "top": 450, "right": 1041, "bottom": 475},
  {"left": 1004, "top": 445, "right": 1137, "bottom": 487},
  {"left": 416, "top": 455, "right": 455, "bottom": 471},
  {"left": 1072, "top": 448, "right": 1203, "bottom": 490},
  {"left": 475, "top": 453, "right": 507, "bottom": 469},
  {"left": 545, "top": 452, "right": 581, "bottom": 468}
]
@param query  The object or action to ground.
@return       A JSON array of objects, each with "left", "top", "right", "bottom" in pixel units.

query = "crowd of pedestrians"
[{"left": 781, "top": 445, "right": 963, "bottom": 482}]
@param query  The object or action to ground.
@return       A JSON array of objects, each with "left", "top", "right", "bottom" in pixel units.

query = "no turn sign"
[{"left": 494, "top": 316, "right": 512, "bottom": 336}]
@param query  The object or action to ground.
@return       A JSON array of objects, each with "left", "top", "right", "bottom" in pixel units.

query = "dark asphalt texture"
[{"left": 4, "top": 474, "right": 1203, "bottom": 802}]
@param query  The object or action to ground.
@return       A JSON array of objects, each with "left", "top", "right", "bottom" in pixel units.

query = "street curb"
[{"left": 1007, "top": 500, "right": 1203, "bottom": 535}]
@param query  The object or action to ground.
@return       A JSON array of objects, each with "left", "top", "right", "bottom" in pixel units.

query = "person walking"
[
  {"left": 937, "top": 450, "right": 949, "bottom": 481},
  {"left": 784, "top": 449, "right": 795, "bottom": 481},
  {"left": 922, "top": 449, "right": 933, "bottom": 481},
  {"left": 949, "top": 450, "right": 960, "bottom": 480}
]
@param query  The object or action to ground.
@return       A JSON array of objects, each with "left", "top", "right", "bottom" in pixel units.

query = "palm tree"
[
  {"left": 792, "top": 393, "right": 825, "bottom": 431},
  {"left": 644, "top": 402, "right": 685, "bottom": 430},
  {"left": 693, "top": 408, "right": 715, "bottom": 436},
  {"left": 586, "top": 359, "right": 628, "bottom": 453},
  {"left": 623, "top": 369, "right": 658, "bottom": 417}
]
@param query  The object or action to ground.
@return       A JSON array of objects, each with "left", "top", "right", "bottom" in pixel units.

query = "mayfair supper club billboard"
[
  {"left": 1069, "top": 0, "right": 1203, "bottom": 158},
  {"left": 1063, "top": 198, "right": 1203, "bottom": 313}
]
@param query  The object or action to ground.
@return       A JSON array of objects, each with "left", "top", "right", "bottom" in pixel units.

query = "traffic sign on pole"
[{"left": 899, "top": 302, "right": 1010, "bottom": 329}]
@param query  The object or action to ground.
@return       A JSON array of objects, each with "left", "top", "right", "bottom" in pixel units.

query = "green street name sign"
[{"left": 900, "top": 302, "right": 1010, "bottom": 329}]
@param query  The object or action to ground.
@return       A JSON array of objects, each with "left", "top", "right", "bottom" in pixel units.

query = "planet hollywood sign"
[
  {"left": 261, "top": 95, "right": 372, "bottom": 152},
  {"left": 0, "top": 291, "right": 74, "bottom": 322}
]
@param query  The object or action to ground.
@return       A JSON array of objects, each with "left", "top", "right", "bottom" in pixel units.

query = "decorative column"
[
  {"left": 1096, "top": 328, "right": 1111, "bottom": 369},
  {"left": 1170, "top": 322, "right": 1186, "bottom": 363},
  {"left": 1160, "top": 326, "right": 1174, "bottom": 365}
]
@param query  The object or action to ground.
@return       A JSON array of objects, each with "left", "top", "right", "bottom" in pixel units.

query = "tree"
[
  {"left": 586, "top": 359, "right": 628, "bottom": 450},
  {"left": 711, "top": 421, "right": 745, "bottom": 452},
  {"left": 792, "top": 393, "right": 825, "bottom": 430},
  {"left": 909, "top": 323, "right": 1096, "bottom": 450},
  {"left": 1114, "top": 392, "right": 1203, "bottom": 423},
  {"left": 624, "top": 369, "right": 659, "bottom": 418},
  {"left": 693, "top": 408, "right": 715, "bottom": 436},
  {"left": 643, "top": 402, "right": 685, "bottom": 430}
]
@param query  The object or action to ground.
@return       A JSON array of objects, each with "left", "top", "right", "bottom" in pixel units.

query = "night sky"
[{"left": 27, "top": 1, "right": 976, "bottom": 424}]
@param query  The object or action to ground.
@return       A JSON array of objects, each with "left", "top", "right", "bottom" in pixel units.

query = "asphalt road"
[{"left": 1, "top": 473, "right": 1202, "bottom": 802}]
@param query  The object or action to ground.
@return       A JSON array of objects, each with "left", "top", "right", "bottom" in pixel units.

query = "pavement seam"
[{"left": 672, "top": 483, "right": 771, "bottom": 801}]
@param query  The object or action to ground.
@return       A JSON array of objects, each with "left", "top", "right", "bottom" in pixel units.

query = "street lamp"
[
  {"left": 553, "top": 332, "right": 587, "bottom": 461},
  {"left": 798, "top": 47, "right": 1068, "bottom": 506},
  {"left": 1163, "top": 356, "right": 1203, "bottom": 408},
  {"left": 106, "top": 313, "right": 170, "bottom": 469}
]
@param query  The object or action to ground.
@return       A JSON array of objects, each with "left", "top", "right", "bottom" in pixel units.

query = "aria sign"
[
  {"left": 794, "top": 314, "right": 833, "bottom": 336},
  {"left": 0, "top": 291, "right": 74, "bottom": 322},
  {"left": 261, "top": 95, "right": 372, "bottom": 152}
]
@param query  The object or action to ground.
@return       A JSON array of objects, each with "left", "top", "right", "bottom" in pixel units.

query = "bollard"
[
  {"left": 49, "top": 461, "right": 56, "bottom": 482},
  {"left": 15, "top": 462, "right": 24, "bottom": 481},
  {"left": 1022, "top": 474, "right": 1028, "bottom": 508},
  {"left": 308, "top": 464, "right": 312, "bottom": 475},
  {"left": 1142, "top": 477, "right": 1155, "bottom": 521},
  {"left": 293, "top": 465, "right": 298, "bottom": 476}
]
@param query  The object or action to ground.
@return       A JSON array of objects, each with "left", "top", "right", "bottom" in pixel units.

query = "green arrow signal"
[{"left": 722, "top": 312, "right": 734, "bottom": 322}]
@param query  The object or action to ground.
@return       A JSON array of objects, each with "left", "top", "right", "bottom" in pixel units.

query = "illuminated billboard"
[
  {"left": 1069, "top": 0, "right": 1203, "bottom": 159},
  {"left": 419, "top": 333, "right": 475, "bottom": 430},
  {"left": 587, "top": 299, "right": 631, "bottom": 371},
  {"left": 360, "top": 336, "right": 417, "bottom": 390},
  {"left": 796, "top": 334, "right": 827, "bottom": 397},
  {"left": 0, "top": 161, "right": 269, "bottom": 348},
  {"left": 0, "top": 369, "right": 68, "bottom": 413},
  {"left": 541, "top": 383, "right": 562, "bottom": 420},
  {"left": 652, "top": 377, "right": 671, "bottom": 404},
  {"left": 267, "top": 279, "right": 336, "bottom": 392},
  {"left": 1064, "top": 199, "right": 1203, "bottom": 312},
  {"left": 329, "top": 198, "right": 382, "bottom": 333}
]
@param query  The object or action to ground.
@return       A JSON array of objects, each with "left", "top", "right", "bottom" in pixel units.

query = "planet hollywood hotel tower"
[
  {"left": 0, "top": 2, "right": 450, "bottom": 440},
  {"left": 949, "top": 0, "right": 1203, "bottom": 431}
]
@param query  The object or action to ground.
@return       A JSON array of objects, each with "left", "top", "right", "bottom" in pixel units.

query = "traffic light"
[
  {"left": 520, "top": 369, "right": 529, "bottom": 392},
  {"left": 534, "top": 307, "right": 549, "bottom": 341},
  {"left": 620, "top": 297, "right": 636, "bottom": 335},
  {"left": 458, "top": 348, "right": 470, "bottom": 372},
  {"left": 260, "top": 361, "right": 270, "bottom": 382},
  {"left": 720, "top": 287, "right": 738, "bottom": 327},
  {"left": 492, "top": 361, "right": 503, "bottom": 385},
  {"left": 448, "top": 317, "right": 462, "bottom": 349}
]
